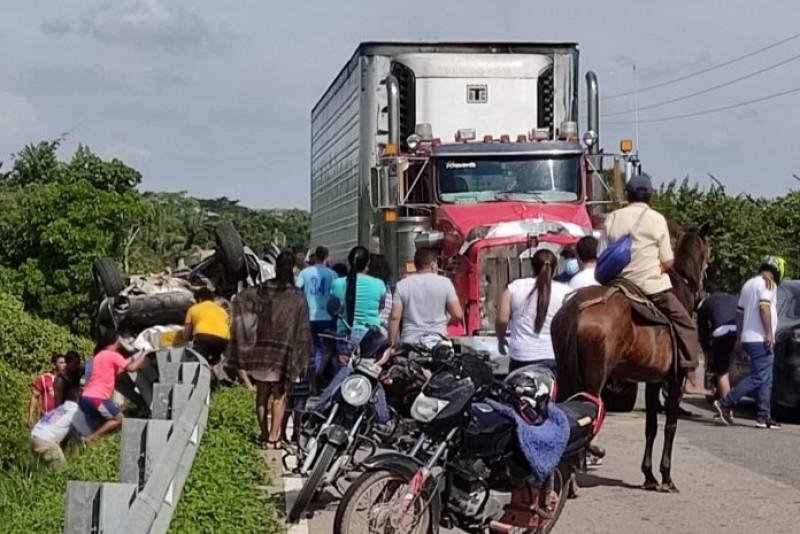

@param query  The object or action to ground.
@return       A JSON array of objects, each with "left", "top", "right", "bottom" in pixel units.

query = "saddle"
[
  {"left": 577, "top": 278, "right": 670, "bottom": 326},
  {"left": 578, "top": 278, "right": 679, "bottom": 377}
]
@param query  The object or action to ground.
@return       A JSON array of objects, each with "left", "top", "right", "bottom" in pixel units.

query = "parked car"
[
  {"left": 705, "top": 279, "right": 800, "bottom": 420},
  {"left": 94, "top": 224, "right": 276, "bottom": 350}
]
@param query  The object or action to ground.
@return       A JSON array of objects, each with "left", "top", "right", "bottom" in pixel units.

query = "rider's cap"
[{"left": 626, "top": 174, "right": 654, "bottom": 195}]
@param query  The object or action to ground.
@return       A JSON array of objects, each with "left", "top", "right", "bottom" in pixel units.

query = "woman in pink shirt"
[{"left": 79, "top": 332, "right": 149, "bottom": 444}]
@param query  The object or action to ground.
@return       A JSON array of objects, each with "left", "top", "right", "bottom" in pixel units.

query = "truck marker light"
[
  {"left": 500, "top": 135, "right": 510, "bottom": 143},
  {"left": 384, "top": 210, "right": 397, "bottom": 222},
  {"left": 385, "top": 143, "right": 398, "bottom": 155},
  {"left": 482, "top": 135, "right": 493, "bottom": 143},
  {"left": 456, "top": 128, "right": 476, "bottom": 142},
  {"left": 516, "top": 134, "right": 527, "bottom": 143}
]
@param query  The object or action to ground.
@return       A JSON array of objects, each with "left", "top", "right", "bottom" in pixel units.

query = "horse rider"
[{"left": 604, "top": 174, "right": 710, "bottom": 396}]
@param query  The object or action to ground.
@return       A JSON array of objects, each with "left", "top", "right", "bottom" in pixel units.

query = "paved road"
[{"left": 274, "top": 385, "right": 800, "bottom": 534}]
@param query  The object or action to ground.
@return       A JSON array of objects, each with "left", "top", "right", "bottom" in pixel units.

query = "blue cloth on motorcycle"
[
  {"left": 486, "top": 399, "right": 570, "bottom": 482},
  {"left": 313, "top": 365, "right": 391, "bottom": 424}
]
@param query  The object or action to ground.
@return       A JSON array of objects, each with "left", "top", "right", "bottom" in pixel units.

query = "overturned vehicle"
[{"left": 94, "top": 224, "right": 276, "bottom": 351}]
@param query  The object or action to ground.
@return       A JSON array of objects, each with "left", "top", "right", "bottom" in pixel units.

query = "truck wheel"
[
  {"left": 601, "top": 381, "right": 638, "bottom": 412},
  {"left": 93, "top": 258, "right": 126, "bottom": 297},
  {"left": 214, "top": 224, "right": 246, "bottom": 281}
]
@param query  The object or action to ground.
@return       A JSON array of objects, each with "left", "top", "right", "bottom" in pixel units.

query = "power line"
[
  {"left": 602, "top": 31, "right": 800, "bottom": 101},
  {"left": 603, "top": 51, "right": 800, "bottom": 117},
  {"left": 604, "top": 85, "right": 800, "bottom": 125}
]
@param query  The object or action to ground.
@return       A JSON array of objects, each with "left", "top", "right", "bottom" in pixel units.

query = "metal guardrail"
[{"left": 64, "top": 347, "right": 211, "bottom": 534}]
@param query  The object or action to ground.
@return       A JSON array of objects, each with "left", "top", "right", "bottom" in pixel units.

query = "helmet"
[
  {"left": 504, "top": 365, "right": 556, "bottom": 425},
  {"left": 760, "top": 255, "right": 786, "bottom": 284}
]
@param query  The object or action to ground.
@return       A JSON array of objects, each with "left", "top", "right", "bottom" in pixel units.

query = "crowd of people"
[{"left": 25, "top": 176, "right": 787, "bottom": 467}]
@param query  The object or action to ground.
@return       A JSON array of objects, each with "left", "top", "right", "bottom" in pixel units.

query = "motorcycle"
[
  {"left": 333, "top": 353, "right": 605, "bottom": 534},
  {"left": 286, "top": 303, "right": 451, "bottom": 523}
]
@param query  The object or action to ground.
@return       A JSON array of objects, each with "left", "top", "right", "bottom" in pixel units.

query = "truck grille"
[
  {"left": 538, "top": 65, "right": 554, "bottom": 131},
  {"left": 391, "top": 62, "right": 416, "bottom": 150}
]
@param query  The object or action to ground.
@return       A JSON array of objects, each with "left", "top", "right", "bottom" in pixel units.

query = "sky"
[{"left": 2, "top": 0, "right": 800, "bottom": 209}]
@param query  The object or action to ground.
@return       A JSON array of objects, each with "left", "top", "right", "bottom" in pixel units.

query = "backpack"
[{"left": 595, "top": 207, "right": 648, "bottom": 285}]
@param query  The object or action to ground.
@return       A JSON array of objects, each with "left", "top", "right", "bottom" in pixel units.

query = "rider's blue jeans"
[{"left": 723, "top": 342, "right": 774, "bottom": 420}]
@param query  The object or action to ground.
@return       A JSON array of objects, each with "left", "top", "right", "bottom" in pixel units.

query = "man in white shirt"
[
  {"left": 570, "top": 236, "right": 600, "bottom": 290},
  {"left": 714, "top": 256, "right": 785, "bottom": 429},
  {"left": 30, "top": 392, "right": 85, "bottom": 466}
]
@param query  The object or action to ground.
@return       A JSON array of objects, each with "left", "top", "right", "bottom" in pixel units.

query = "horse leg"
[
  {"left": 659, "top": 378, "right": 681, "bottom": 493},
  {"left": 641, "top": 382, "right": 660, "bottom": 490}
]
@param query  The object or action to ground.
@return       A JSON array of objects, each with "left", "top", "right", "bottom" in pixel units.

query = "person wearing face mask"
[{"left": 554, "top": 245, "right": 580, "bottom": 284}]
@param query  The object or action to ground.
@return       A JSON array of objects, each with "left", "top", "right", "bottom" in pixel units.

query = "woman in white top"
[{"left": 495, "top": 249, "right": 571, "bottom": 374}]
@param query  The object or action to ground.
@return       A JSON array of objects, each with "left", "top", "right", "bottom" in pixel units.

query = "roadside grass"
[
  {"left": 0, "top": 435, "right": 121, "bottom": 533},
  {"left": 169, "top": 386, "right": 281, "bottom": 534}
]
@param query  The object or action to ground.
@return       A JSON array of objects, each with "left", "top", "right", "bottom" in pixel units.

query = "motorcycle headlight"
[
  {"left": 341, "top": 375, "right": 372, "bottom": 407},
  {"left": 410, "top": 393, "right": 450, "bottom": 423}
]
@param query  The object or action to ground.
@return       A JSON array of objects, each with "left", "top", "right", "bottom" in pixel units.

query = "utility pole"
[{"left": 633, "top": 65, "right": 640, "bottom": 158}]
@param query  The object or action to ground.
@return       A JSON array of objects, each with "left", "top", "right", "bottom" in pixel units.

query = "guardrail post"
[
  {"left": 64, "top": 481, "right": 138, "bottom": 534},
  {"left": 152, "top": 383, "right": 192, "bottom": 420},
  {"left": 121, "top": 419, "right": 172, "bottom": 489}
]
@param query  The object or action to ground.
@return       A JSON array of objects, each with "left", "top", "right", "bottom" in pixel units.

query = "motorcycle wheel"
[
  {"left": 288, "top": 442, "right": 338, "bottom": 523},
  {"left": 529, "top": 465, "right": 569, "bottom": 534},
  {"left": 334, "top": 469, "right": 431, "bottom": 534}
]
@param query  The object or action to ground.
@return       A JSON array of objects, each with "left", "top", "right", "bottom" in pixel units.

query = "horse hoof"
[
  {"left": 642, "top": 480, "right": 659, "bottom": 491},
  {"left": 659, "top": 482, "right": 679, "bottom": 494}
]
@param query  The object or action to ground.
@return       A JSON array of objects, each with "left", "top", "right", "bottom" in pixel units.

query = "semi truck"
[{"left": 310, "top": 41, "right": 636, "bottom": 370}]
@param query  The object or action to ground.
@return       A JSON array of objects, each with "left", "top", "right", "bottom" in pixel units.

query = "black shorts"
[
  {"left": 710, "top": 332, "right": 736, "bottom": 376},
  {"left": 192, "top": 334, "right": 228, "bottom": 366}
]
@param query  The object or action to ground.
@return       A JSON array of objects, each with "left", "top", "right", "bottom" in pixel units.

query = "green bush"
[
  {"left": 170, "top": 386, "right": 280, "bottom": 534},
  {"left": 0, "top": 361, "right": 31, "bottom": 470},
  {"left": 0, "top": 434, "right": 120, "bottom": 533},
  {"left": 0, "top": 293, "right": 94, "bottom": 376},
  {"left": 654, "top": 180, "right": 800, "bottom": 293}
]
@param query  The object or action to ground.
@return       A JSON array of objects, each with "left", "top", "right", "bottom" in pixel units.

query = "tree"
[
  {"left": 0, "top": 143, "right": 146, "bottom": 335},
  {"left": 653, "top": 179, "right": 797, "bottom": 293}
]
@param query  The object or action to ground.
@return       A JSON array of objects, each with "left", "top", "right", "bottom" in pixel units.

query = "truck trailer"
[{"left": 310, "top": 41, "right": 635, "bottom": 367}]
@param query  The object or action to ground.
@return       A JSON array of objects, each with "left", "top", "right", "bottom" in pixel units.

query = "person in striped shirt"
[{"left": 28, "top": 353, "right": 66, "bottom": 428}]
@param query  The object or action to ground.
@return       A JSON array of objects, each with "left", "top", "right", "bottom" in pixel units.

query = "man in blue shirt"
[{"left": 296, "top": 246, "right": 337, "bottom": 384}]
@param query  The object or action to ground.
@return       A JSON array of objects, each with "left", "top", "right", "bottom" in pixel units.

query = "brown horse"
[{"left": 552, "top": 223, "right": 710, "bottom": 493}]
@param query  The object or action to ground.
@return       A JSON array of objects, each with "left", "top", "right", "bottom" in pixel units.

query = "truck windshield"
[{"left": 436, "top": 154, "right": 581, "bottom": 203}]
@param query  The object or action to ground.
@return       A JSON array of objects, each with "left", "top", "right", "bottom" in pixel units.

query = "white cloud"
[
  {"left": 105, "top": 142, "right": 151, "bottom": 161},
  {"left": 0, "top": 91, "right": 38, "bottom": 149},
  {"left": 82, "top": 0, "right": 223, "bottom": 53}
]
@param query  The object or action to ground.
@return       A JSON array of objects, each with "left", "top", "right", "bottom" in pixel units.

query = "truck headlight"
[
  {"left": 341, "top": 375, "right": 372, "bottom": 407},
  {"left": 410, "top": 393, "right": 450, "bottom": 423}
]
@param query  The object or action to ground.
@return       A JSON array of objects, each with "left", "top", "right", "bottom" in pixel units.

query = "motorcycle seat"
[{"left": 558, "top": 399, "right": 600, "bottom": 455}]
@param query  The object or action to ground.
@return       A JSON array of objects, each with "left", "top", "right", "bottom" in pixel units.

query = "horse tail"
[{"left": 552, "top": 294, "right": 583, "bottom": 402}]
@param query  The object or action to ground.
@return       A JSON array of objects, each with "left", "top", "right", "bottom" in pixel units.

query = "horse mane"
[{"left": 672, "top": 230, "right": 707, "bottom": 291}]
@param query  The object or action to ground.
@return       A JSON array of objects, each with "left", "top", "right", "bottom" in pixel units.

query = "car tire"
[
  {"left": 602, "top": 381, "right": 638, "bottom": 412},
  {"left": 214, "top": 224, "right": 246, "bottom": 281},
  {"left": 93, "top": 257, "right": 126, "bottom": 297}
]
